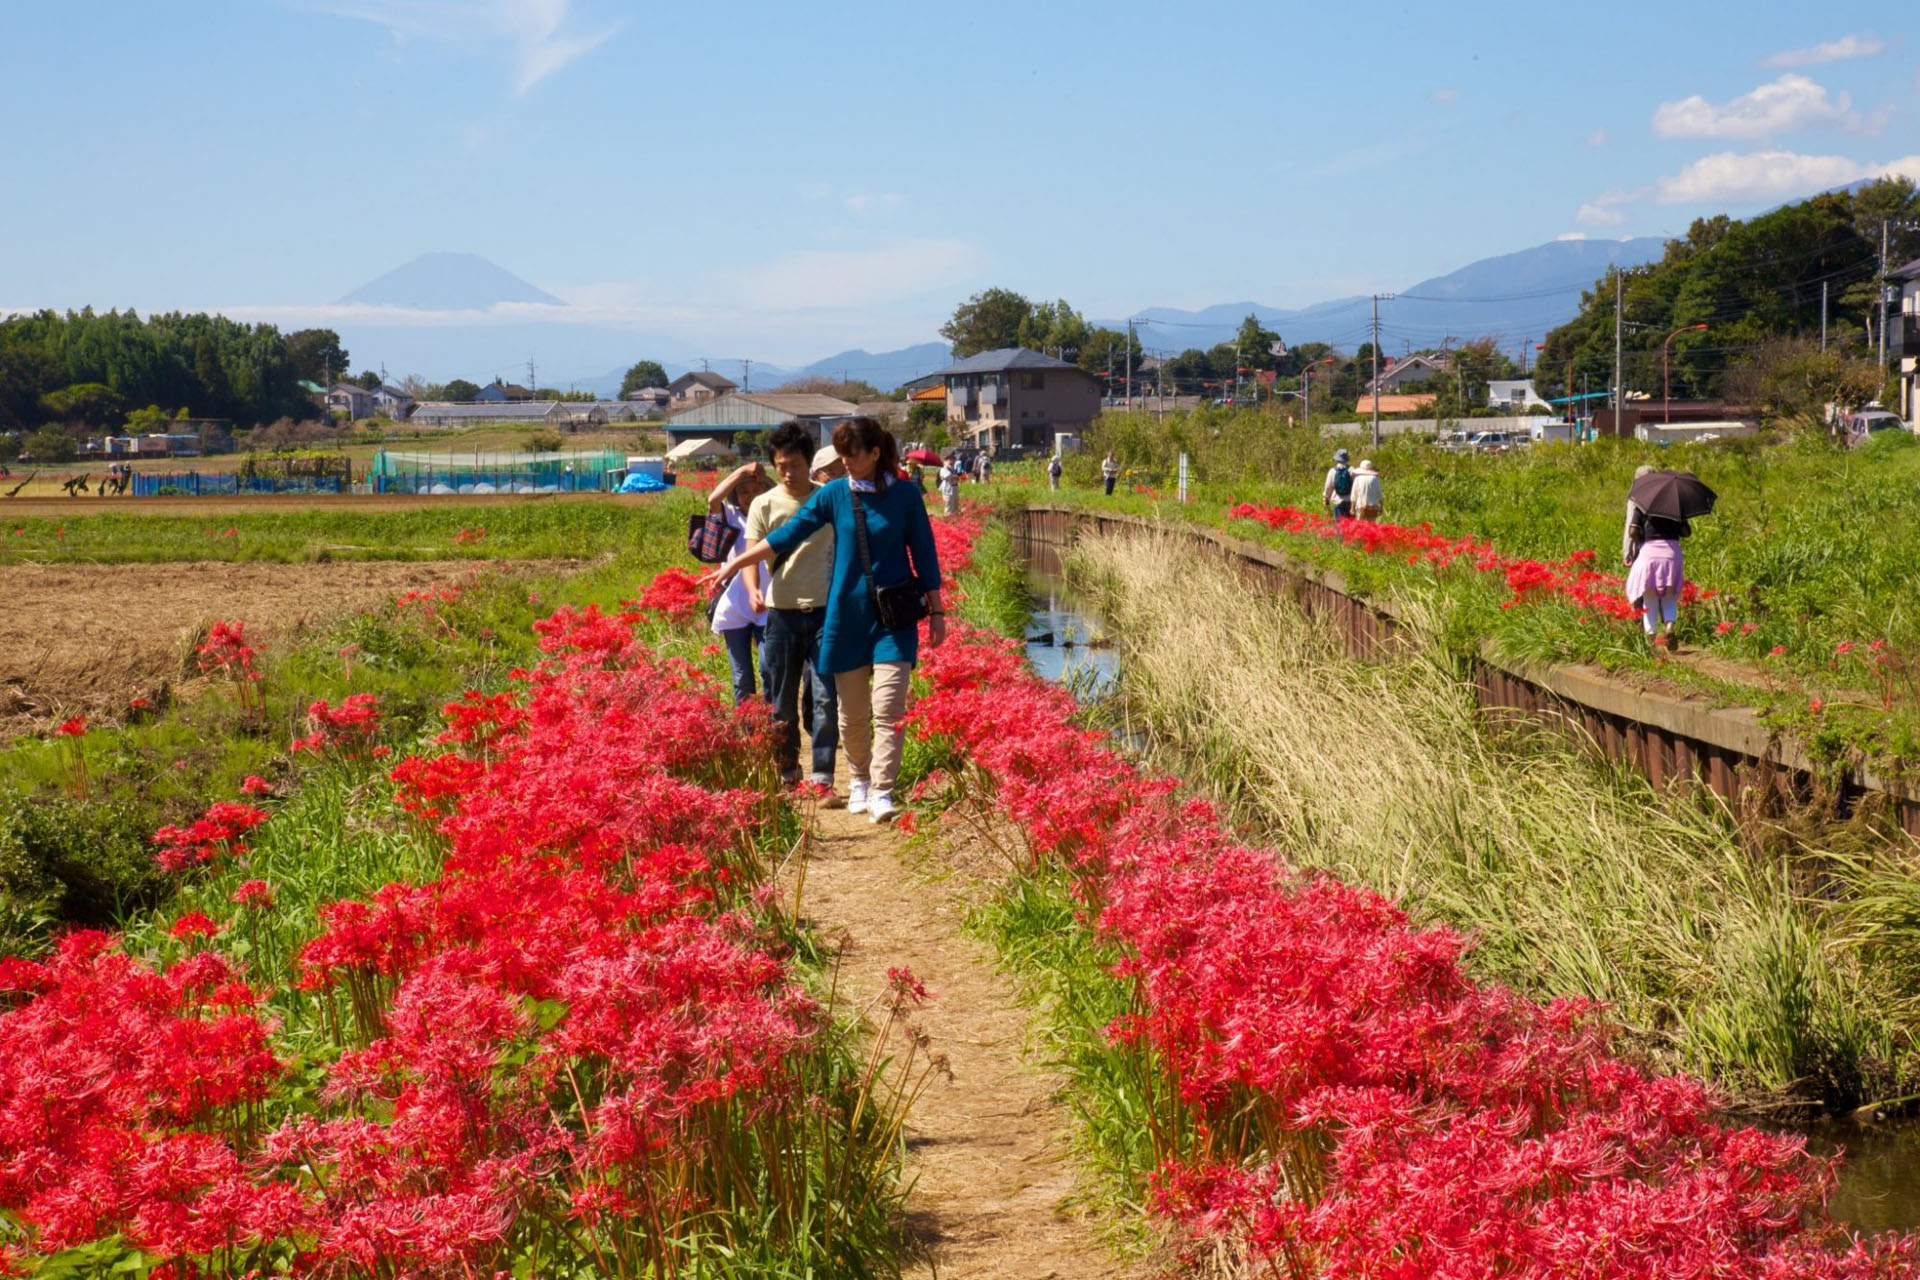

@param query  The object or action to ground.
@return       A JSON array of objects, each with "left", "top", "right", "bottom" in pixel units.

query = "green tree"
[
  {"left": 1728, "top": 338, "right": 1884, "bottom": 429},
  {"left": 284, "top": 329, "right": 350, "bottom": 385},
  {"left": 1017, "top": 298, "right": 1091, "bottom": 360},
  {"left": 0, "top": 434, "right": 17, "bottom": 463},
  {"left": 353, "top": 370, "right": 383, "bottom": 390},
  {"left": 907, "top": 400, "right": 948, "bottom": 437},
  {"left": 24, "top": 425, "right": 76, "bottom": 462},
  {"left": 1234, "top": 314, "right": 1284, "bottom": 372},
  {"left": 124, "top": 404, "right": 172, "bottom": 433},
  {"left": 619, "top": 360, "right": 669, "bottom": 398},
  {"left": 1077, "top": 327, "right": 1143, "bottom": 377},
  {"left": 442, "top": 379, "right": 481, "bottom": 403},
  {"left": 940, "top": 288, "right": 1033, "bottom": 357},
  {"left": 0, "top": 347, "right": 62, "bottom": 430},
  {"left": 39, "top": 382, "right": 122, "bottom": 429}
]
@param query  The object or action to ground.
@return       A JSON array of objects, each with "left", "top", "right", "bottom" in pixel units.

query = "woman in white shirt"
[{"left": 707, "top": 464, "right": 770, "bottom": 703}]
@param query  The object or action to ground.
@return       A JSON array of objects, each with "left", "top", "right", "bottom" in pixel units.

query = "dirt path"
[{"left": 799, "top": 807, "right": 1151, "bottom": 1279}]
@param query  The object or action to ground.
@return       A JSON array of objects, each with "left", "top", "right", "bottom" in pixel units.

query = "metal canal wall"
[{"left": 1014, "top": 503, "right": 1920, "bottom": 840}]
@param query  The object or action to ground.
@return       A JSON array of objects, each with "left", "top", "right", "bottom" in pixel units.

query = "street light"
[
  {"left": 1663, "top": 323, "right": 1709, "bottom": 423},
  {"left": 1274, "top": 357, "right": 1335, "bottom": 426}
]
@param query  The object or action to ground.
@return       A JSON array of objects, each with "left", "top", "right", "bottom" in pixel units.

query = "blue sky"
[{"left": 1, "top": 0, "right": 1916, "bottom": 369}]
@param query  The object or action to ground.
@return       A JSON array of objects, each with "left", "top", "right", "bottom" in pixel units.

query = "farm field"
[{"left": 0, "top": 557, "right": 572, "bottom": 737}]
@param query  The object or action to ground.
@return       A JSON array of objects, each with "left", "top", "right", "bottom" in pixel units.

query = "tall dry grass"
[{"left": 1066, "top": 527, "right": 1917, "bottom": 1108}]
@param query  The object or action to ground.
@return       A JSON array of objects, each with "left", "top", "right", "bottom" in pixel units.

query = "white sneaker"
[
  {"left": 867, "top": 792, "right": 897, "bottom": 825},
  {"left": 846, "top": 780, "right": 870, "bottom": 815}
]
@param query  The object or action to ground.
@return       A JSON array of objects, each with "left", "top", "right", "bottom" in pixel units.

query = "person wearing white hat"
[
  {"left": 811, "top": 445, "right": 847, "bottom": 483},
  {"left": 1352, "top": 459, "right": 1383, "bottom": 522}
]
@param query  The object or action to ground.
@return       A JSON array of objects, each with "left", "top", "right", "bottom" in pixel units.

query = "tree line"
[{"left": 1537, "top": 177, "right": 1916, "bottom": 422}]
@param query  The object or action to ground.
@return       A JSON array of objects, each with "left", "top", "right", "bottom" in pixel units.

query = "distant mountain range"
[
  {"left": 325, "top": 238, "right": 1670, "bottom": 392},
  {"left": 1115, "top": 237, "right": 1668, "bottom": 357}
]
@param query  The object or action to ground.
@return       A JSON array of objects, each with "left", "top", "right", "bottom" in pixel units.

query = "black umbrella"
[{"left": 1628, "top": 469, "right": 1717, "bottom": 522}]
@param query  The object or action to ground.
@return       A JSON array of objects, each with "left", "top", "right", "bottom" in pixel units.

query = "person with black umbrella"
[{"left": 1622, "top": 465, "right": 1717, "bottom": 653}]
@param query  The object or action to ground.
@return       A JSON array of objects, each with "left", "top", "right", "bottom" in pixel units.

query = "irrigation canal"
[{"left": 1013, "top": 540, "right": 1920, "bottom": 1234}]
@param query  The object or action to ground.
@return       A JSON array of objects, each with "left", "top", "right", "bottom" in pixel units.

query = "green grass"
[
  {"left": 0, "top": 495, "right": 675, "bottom": 563},
  {"left": 994, "top": 416, "right": 1920, "bottom": 765}
]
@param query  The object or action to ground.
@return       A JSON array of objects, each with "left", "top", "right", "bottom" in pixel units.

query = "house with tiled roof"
[
  {"left": 668, "top": 371, "right": 737, "bottom": 407},
  {"left": 929, "top": 348, "right": 1101, "bottom": 451}
]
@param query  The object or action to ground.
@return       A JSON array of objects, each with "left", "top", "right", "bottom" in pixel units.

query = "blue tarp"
[{"left": 618, "top": 472, "right": 673, "bottom": 493}]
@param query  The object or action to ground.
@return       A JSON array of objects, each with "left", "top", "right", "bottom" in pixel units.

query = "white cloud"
[
  {"left": 297, "top": 0, "right": 617, "bottom": 94},
  {"left": 1556, "top": 232, "right": 1590, "bottom": 241},
  {"left": 1652, "top": 75, "right": 1853, "bottom": 141},
  {"left": 1650, "top": 149, "right": 1920, "bottom": 204},
  {"left": 1760, "top": 35, "right": 1883, "bottom": 68},
  {"left": 717, "top": 239, "right": 987, "bottom": 311},
  {"left": 844, "top": 191, "right": 905, "bottom": 215},
  {"left": 1576, "top": 203, "right": 1627, "bottom": 227},
  {"left": 1586, "top": 127, "right": 1609, "bottom": 147},
  {"left": 1429, "top": 87, "right": 1459, "bottom": 105}
]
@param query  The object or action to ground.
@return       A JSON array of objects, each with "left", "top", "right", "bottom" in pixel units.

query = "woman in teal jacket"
[{"left": 708, "top": 418, "right": 945, "bottom": 824}]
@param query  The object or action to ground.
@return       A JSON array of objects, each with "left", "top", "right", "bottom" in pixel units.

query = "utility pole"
[
  {"left": 1612, "top": 269, "right": 1624, "bottom": 438},
  {"left": 1822, "top": 280, "right": 1829, "bottom": 351},
  {"left": 742, "top": 358, "right": 753, "bottom": 393},
  {"left": 1880, "top": 220, "right": 1891, "bottom": 368},
  {"left": 1125, "top": 318, "right": 1135, "bottom": 412},
  {"left": 1371, "top": 292, "right": 1394, "bottom": 449},
  {"left": 526, "top": 357, "right": 537, "bottom": 397}
]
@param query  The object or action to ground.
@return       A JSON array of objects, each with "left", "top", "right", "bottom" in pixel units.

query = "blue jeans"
[
  {"left": 722, "top": 623, "right": 763, "bottom": 705},
  {"left": 763, "top": 608, "right": 839, "bottom": 782}
]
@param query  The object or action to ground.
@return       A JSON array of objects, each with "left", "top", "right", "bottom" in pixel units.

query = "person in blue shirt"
[{"left": 705, "top": 417, "right": 946, "bottom": 825}]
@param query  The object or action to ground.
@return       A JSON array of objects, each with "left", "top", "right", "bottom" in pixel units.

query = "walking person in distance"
[
  {"left": 1322, "top": 448, "right": 1355, "bottom": 519},
  {"left": 1623, "top": 464, "right": 1689, "bottom": 653},
  {"left": 705, "top": 417, "right": 945, "bottom": 824},
  {"left": 1352, "top": 458, "right": 1383, "bottom": 521},
  {"left": 1047, "top": 452, "right": 1063, "bottom": 491},
  {"left": 1101, "top": 450, "right": 1120, "bottom": 496}
]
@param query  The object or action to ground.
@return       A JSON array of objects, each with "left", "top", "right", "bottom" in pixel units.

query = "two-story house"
[
  {"left": 933, "top": 348, "right": 1101, "bottom": 452},
  {"left": 1363, "top": 353, "right": 1450, "bottom": 397},
  {"left": 475, "top": 380, "right": 535, "bottom": 403},
  {"left": 668, "top": 371, "right": 737, "bottom": 406},
  {"left": 1895, "top": 256, "right": 1920, "bottom": 431}
]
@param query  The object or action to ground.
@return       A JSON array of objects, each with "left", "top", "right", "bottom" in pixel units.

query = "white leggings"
[{"left": 1640, "top": 588, "right": 1678, "bottom": 635}]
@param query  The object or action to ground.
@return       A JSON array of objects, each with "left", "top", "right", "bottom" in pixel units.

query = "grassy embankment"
[
  {"left": 990, "top": 413, "right": 1920, "bottom": 767},
  {"left": 1059, "top": 527, "right": 1920, "bottom": 1112}
]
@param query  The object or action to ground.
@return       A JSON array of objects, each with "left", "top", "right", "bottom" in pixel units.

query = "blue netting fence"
[{"left": 369, "top": 450, "right": 626, "bottom": 495}]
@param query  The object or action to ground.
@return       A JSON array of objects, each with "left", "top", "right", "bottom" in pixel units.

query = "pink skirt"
[{"left": 1625, "top": 539, "right": 1683, "bottom": 603}]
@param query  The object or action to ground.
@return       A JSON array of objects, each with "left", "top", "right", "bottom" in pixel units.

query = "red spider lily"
[
  {"left": 55, "top": 716, "right": 87, "bottom": 738},
  {"left": 196, "top": 621, "right": 261, "bottom": 681},
  {"left": 632, "top": 565, "right": 707, "bottom": 622},
  {"left": 169, "top": 911, "right": 224, "bottom": 942},
  {"left": 294, "top": 693, "right": 382, "bottom": 757},
  {"left": 239, "top": 775, "right": 273, "bottom": 797},
  {"left": 152, "top": 802, "right": 270, "bottom": 873},
  {"left": 230, "top": 880, "right": 275, "bottom": 909},
  {"left": 908, "top": 611, "right": 1920, "bottom": 1275}
]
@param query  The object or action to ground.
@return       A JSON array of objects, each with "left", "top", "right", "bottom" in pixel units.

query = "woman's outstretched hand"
[{"left": 927, "top": 615, "right": 947, "bottom": 649}]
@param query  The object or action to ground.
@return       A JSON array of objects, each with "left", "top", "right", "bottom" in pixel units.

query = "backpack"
[
  {"left": 1332, "top": 465, "right": 1353, "bottom": 499},
  {"left": 1048, "top": 456, "right": 1062, "bottom": 476}
]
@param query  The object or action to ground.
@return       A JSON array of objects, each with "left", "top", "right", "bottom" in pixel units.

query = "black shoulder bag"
[{"left": 850, "top": 486, "right": 930, "bottom": 631}]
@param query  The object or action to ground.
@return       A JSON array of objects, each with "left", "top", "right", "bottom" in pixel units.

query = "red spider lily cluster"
[
  {"left": 1227, "top": 503, "right": 1715, "bottom": 622},
  {"left": 290, "top": 693, "right": 382, "bottom": 756},
  {"left": 151, "top": 801, "right": 271, "bottom": 873},
  {"left": 0, "top": 588, "right": 871, "bottom": 1277},
  {"left": 909, "top": 617, "right": 1916, "bottom": 1276},
  {"left": 631, "top": 565, "right": 707, "bottom": 622},
  {"left": 195, "top": 620, "right": 261, "bottom": 682},
  {"left": 452, "top": 525, "right": 488, "bottom": 545}
]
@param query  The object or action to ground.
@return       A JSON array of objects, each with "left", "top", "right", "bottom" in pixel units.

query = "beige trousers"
[{"left": 834, "top": 661, "right": 913, "bottom": 793}]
